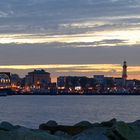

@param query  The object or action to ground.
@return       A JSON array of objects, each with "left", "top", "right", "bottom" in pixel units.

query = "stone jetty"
[{"left": 0, "top": 119, "right": 140, "bottom": 140}]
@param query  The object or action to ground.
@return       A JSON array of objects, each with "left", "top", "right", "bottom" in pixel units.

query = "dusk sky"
[{"left": 0, "top": 0, "right": 140, "bottom": 81}]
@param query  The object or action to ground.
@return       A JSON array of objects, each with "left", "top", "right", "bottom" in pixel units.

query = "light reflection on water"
[{"left": 0, "top": 95, "right": 139, "bottom": 128}]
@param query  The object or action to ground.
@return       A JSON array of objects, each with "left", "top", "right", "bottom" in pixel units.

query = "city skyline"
[
  {"left": 0, "top": 0, "right": 140, "bottom": 81},
  {"left": 1, "top": 62, "right": 140, "bottom": 95}
]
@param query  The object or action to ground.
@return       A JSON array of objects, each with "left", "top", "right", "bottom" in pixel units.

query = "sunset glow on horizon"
[{"left": 0, "top": 64, "right": 140, "bottom": 81}]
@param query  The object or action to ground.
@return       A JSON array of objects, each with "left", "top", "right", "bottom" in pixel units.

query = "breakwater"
[{"left": 0, "top": 119, "right": 140, "bottom": 140}]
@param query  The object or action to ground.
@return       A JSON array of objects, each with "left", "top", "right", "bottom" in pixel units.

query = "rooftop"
[{"left": 28, "top": 69, "right": 50, "bottom": 75}]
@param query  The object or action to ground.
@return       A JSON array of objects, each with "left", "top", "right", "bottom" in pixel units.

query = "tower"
[{"left": 122, "top": 61, "right": 127, "bottom": 87}]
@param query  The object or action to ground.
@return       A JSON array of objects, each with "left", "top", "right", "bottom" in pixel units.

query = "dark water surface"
[{"left": 0, "top": 96, "right": 139, "bottom": 128}]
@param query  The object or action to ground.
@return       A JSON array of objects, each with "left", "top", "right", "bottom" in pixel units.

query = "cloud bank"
[{"left": 0, "top": 0, "right": 140, "bottom": 78}]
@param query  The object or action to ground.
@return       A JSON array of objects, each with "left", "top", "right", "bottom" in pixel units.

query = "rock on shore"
[
  {"left": 0, "top": 121, "right": 65, "bottom": 140},
  {"left": 0, "top": 119, "right": 140, "bottom": 140}
]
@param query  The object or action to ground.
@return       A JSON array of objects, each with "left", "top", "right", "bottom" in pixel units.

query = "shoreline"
[
  {"left": 1, "top": 88, "right": 140, "bottom": 96},
  {"left": 3, "top": 92, "right": 140, "bottom": 96}
]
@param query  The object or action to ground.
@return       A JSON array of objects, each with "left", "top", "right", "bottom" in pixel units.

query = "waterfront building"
[
  {"left": 25, "top": 69, "right": 51, "bottom": 90},
  {"left": 57, "top": 76, "right": 66, "bottom": 90},
  {"left": 47, "top": 83, "right": 57, "bottom": 94},
  {"left": 93, "top": 75, "right": 105, "bottom": 92},
  {"left": 93, "top": 76, "right": 115, "bottom": 92},
  {"left": 57, "top": 76, "right": 82, "bottom": 92},
  {"left": 11, "top": 74, "right": 22, "bottom": 91},
  {"left": 104, "top": 77, "right": 115, "bottom": 91},
  {"left": 114, "top": 78, "right": 123, "bottom": 87},
  {"left": 57, "top": 76, "right": 96, "bottom": 93},
  {"left": 132, "top": 80, "right": 140, "bottom": 92},
  {"left": 93, "top": 75, "right": 105, "bottom": 85},
  {"left": 126, "top": 80, "right": 136, "bottom": 92},
  {"left": 0, "top": 72, "right": 11, "bottom": 89}
]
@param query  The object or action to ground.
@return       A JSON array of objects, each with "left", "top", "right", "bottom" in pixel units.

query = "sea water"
[{"left": 0, "top": 95, "right": 139, "bottom": 128}]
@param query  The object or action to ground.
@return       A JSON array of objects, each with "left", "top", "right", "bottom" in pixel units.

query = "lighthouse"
[{"left": 122, "top": 61, "right": 127, "bottom": 87}]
